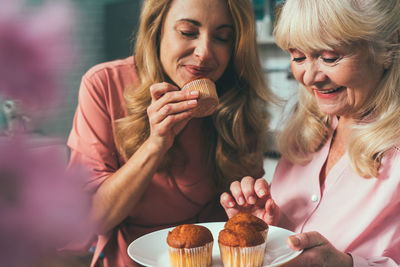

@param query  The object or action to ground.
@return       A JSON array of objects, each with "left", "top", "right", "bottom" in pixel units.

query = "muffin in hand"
[
  {"left": 181, "top": 78, "right": 219, "bottom": 118},
  {"left": 167, "top": 224, "right": 213, "bottom": 267}
]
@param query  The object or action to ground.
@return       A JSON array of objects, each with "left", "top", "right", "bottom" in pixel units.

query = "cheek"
[
  {"left": 290, "top": 64, "right": 304, "bottom": 84},
  {"left": 351, "top": 82, "right": 375, "bottom": 106},
  {"left": 159, "top": 38, "right": 171, "bottom": 69},
  {"left": 159, "top": 38, "right": 182, "bottom": 76},
  {"left": 160, "top": 31, "right": 183, "bottom": 63},
  {"left": 213, "top": 47, "right": 232, "bottom": 79},
  {"left": 219, "top": 51, "right": 231, "bottom": 70},
  {"left": 159, "top": 48, "right": 168, "bottom": 70}
]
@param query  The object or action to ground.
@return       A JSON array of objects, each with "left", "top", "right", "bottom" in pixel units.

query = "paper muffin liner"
[
  {"left": 168, "top": 241, "right": 213, "bottom": 267},
  {"left": 261, "top": 228, "right": 269, "bottom": 241},
  {"left": 218, "top": 241, "right": 267, "bottom": 267},
  {"left": 181, "top": 78, "right": 219, "bottom": 118}
]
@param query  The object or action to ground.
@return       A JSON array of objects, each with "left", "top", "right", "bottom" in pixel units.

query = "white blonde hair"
[{"left": 274, "top": 0, "right": 400, "bottom": 177}]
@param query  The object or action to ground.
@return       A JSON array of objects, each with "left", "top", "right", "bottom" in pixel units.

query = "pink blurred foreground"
[{"left": 0, "top": 0, "right": 91, "bottom": 266}]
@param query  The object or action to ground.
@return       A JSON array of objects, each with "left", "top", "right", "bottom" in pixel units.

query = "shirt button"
[{"left": 311, "top": 194, "right": 319, "bottom": 202}]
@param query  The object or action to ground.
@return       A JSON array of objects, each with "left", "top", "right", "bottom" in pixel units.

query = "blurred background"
[{"left": 0, "top": 0, "right": 145, "bottom": 139}]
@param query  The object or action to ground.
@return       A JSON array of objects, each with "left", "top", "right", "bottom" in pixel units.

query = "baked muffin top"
[
  {"left": 225, "top": 212, "right": 268, "bottom": 232},
  {"left": 167, "top": 224, "right": 213, "bottom": 249},
  {"left": 218, "top": 223, "right": 264, "bottom": 247}
]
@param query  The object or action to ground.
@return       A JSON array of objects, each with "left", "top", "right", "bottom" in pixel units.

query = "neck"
[
  {"left": 321, "top": 116, "right": 351, "bottom": 184},
  {"left": 335, "top": 116, "right": 354, "bottom": 144}
]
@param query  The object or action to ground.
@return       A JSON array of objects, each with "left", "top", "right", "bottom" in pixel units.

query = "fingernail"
[
  {"left": 289, "top": 236, "right": 300, "bottom": 246},
  {"left": 259, "top": 190, "right": 266, "bottom": 197},
  {"left": 190, "top": 90, "right": 199, "bottom": 96},
  {"left": 238, "top": 197, "right": 244, "bottom": 205}
]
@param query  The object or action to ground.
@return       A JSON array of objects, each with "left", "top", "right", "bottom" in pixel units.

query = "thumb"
[
  {"left": 287, "top": 231, "right": 326, "bottom": 251},
  {"left": 263, "top": 198, "right": 280, "bottom": 225}
]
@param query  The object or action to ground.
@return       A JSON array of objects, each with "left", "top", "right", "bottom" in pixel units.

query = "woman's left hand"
[
  {"left": 220, "top": 176, "right": 280, "bottom": 225},
  {"left": 282, "top": 231, "right": 353, "bottom": 267}
]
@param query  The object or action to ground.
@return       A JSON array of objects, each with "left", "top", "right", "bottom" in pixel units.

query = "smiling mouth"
[
  {"left": 316, "top": 86, "right": 345, "bottom": 94},
  {"left": 185, "top": 65, "right": 213, "bottom": 77}
]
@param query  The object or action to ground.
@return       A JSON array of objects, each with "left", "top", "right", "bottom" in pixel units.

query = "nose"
[
  {"left": 194, "top": 36, "right": 213, "bottom": 62},
  {"left": 302, "top": 61, "right": 327, "bottom": 86}
]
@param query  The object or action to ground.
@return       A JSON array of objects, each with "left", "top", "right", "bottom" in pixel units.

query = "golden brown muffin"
[
  {"left": 167, "top": 224, "right": 213, "bottom": 248},
  {"left": 218, "top": 223, "right": 264, "bottom": 247},
  {"left": 224, "top": 212, "right": 269, "bottom": 233},
  {"left": 181, "top": 78, "right": 219, "bottom": 118},
  {"left": 167, "top": 224, "right": 214, "bottom": 267},
  {"left": 218, "top": 213, "right": 268, "bottom": 267}
]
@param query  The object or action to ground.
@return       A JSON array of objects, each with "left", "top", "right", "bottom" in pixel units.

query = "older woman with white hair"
[{"left": 221, "top": 0, "right": 400, "bottom": 266}]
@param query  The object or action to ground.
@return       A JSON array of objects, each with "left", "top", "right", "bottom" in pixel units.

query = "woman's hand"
[
  {"left": 147, "top": 82, "right": 199, "bottom": 151},
  {"left": 282, "top": 231, "right": 353, "bottom": 267},
  {"left": 220, "top": 176, "right": 280, "bottom": 225}
]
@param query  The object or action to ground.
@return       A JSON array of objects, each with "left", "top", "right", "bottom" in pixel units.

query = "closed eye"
[
  {"left": 214, "top": 35, "right": 233, "bottom": 43},
  {"left": 322, "top": 57, "right": 339, "bottom": 63},
  {"left": 180, "top": 31, "right": 197, "bottom": 38},
  {"left": 292, "top": 57, "right": 306, "bottom": 62}
]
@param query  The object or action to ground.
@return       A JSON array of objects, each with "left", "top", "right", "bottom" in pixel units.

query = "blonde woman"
[
  {"left": 221, "top": 0, "right": 400, "bottom": 266},
  {"left": 67, "top": 0, "right": 273, "bottom": 266}
]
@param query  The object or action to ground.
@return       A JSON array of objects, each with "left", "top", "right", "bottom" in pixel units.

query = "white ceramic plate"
[{"left": 127, "top": 222, "right": 302, "bottom": 267}]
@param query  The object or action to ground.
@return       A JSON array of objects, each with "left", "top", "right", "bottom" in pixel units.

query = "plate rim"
[{"left": 127, "top": 221, "right": 301, "bottom": 267}]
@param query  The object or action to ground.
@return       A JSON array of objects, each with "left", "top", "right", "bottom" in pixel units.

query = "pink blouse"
[
  {"left": 67, "top": 57, "right": 230, "bottom": 266},
  {"left": 271, "top": 120, "right": 400, "bottom": 266}
]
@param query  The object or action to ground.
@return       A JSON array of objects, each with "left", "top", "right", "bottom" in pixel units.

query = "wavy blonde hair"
[
  {"left": 274, "top": 0, "right": 400, "bottom": 177},
  {"left": 115, "top": 0, "right": 273, "bottom": 191}
]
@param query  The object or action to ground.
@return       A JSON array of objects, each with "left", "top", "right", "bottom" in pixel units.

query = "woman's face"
[
  {"left": 289, "top": 45, "right": 385, "bottom": 118},
  {"left": 159, "top": 0, "right": 234, "bottom": 88}
]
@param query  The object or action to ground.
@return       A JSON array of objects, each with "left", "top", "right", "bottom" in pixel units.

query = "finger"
[
  {"left": 171, "top": 116, "right": 192, "bottom": 136},
  {"left": 151, "top": 110, "right": 192, "bottom": 136},
  {"left": 161, "top": 99, "right": 198, "bottom": 120},
  {"left": 287, "top": 231, "right": 327, "bottom": 251},
  {"left": 263, "top": 198, "right": 279, "bottom": 225},
  {"left": 150, "top": 83, "right": 199, "bottom": 108},
  {"left": 230, "top": 180, "right": 246, "bottom": 206},
  {"left": 265, "top": 198, "right": 274, "bottom": 213},
  {"left": 220, "top": 193, "right": 240, "bottom": 219},
  {"left": 254, "top": 178, "right": 270, "bottom": 198},
  {"left": 149, "top": 82, "right": 178, "bottom": 101},
  {"left": 153, "top": 91, "right": 199, "bottom": 114},
  {"left": 147, "top": 96, "right": 198, "bottom": 127},
  {"left": 240, "top": 176, "right": 257, "bottom": 205},
  {"left": 220, "top": 192, "right": 236, "bottom": 209}
]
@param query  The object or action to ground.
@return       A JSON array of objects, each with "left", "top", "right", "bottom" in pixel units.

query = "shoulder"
[
  {"left": 79, "top": 56, "right": 138, "bottom": 101},
  {"left": 83, "top": 56, "right": 137, "bottom": 82},
  {"left": 77, "top": 57, "right": 138, "bottom": 117},
  {"left": 371, "top": 144, "right": 400, "bottom": 185}
]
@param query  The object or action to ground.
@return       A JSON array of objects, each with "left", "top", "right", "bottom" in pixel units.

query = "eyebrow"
[{"left": 176, "top": 18, "right": 233, "bottom": 30}]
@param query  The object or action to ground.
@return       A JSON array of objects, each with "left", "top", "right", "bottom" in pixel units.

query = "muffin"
[
  {"left": 181, "top": 78, "right": 219, "bottom": 118},
  {"left": 224, "top": 212, "right": 269, "bottom": 240},
  {"left": 218, "top": 213, "right": 268, "bottom": 267},
  {"left": 167, "top": 224, "right": 213, "bottom": 267}
]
